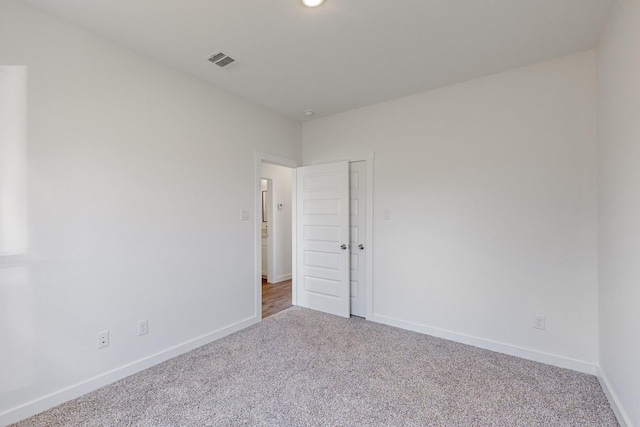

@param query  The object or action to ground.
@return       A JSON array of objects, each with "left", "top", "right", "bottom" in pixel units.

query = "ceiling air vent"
[{"left": 206, "top": 51, "right": 246, "bottom": 72}]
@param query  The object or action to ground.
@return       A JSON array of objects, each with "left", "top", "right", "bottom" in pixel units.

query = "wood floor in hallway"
[{"left": 262, "top": 278, "right": 292, "bottom": 318}]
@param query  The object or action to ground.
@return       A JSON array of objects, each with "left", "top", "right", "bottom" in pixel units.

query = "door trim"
[
  {"left": 254, "top": 152, "right": 300, "bottom": 320},
  {"left": 308, "top": 153, "right": 374, "bottom": 319}
]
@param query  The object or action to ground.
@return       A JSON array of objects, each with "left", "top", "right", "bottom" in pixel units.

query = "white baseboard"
[
  {"left": 274, "top": 273, "right": 292, "bottom": 283},
  {"left": 598, "top": 367, "right": 632, "bottom": 427},
  {"left": 0, "top": 316, "right": 260, "bottom": 427},
  {"left": 370, "top": 313, "right": 597, "bottom": 375}
]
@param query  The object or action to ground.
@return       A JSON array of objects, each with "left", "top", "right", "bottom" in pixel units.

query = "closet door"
[
  {"left": 296, "top": 162, "right": 350, "bottom": 318},
  {"left": 349, "top": 161, "right": 366, "bottom": 317}
]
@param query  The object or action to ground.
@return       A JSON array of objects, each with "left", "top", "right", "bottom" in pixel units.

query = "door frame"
[
  {"left": 253, "top": 151, "right": 374, "bottom": 321},
  {"left": 254, "top": 152, "right": 300, "bottom": 319}
]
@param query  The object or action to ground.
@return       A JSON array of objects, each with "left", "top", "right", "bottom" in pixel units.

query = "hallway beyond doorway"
[{"left": 262, "top": 278, "right": 292, "bottom": 318}]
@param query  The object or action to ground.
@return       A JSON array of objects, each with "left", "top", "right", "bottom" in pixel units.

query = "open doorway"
[{"left": 260, "top": 162, "right": 294, "bottom": 318}]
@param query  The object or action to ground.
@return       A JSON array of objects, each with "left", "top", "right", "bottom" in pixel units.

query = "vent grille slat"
[
  {"left": 216, "top": 57, "right": 235, "bottom": 67},
  {"left": 208, "top": 53, "right": 226, "bottom": 63}
]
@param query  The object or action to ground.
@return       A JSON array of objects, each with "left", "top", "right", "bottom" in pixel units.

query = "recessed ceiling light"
[{"left": 302, "top": 0, "right": 324, "bottom": 7}]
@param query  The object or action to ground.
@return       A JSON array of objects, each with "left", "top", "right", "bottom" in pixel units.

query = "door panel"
[
  {"left": 349, "top": 161, "right": 366, "bottom": 317},
  {"left": 296, "top": 162, "right": 350, "bottom": 318}
]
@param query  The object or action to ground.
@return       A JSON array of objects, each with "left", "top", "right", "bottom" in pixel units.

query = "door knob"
[
  {"left": 340, "top": 244, "right": 347, "bottom": 250},
  {"left": 358, "top": 244, "right": 365, "bottom": 250}
]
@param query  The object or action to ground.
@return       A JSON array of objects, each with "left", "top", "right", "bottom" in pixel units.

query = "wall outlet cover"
[
  {"left": 138, "top": 319, "right": 148, "bottom": 336},
  {"left": 97, "top": 330, "right": 109, "bottom": 349},
  {"left": 533, "top": 315, "right": 546, "bottom": 330}
]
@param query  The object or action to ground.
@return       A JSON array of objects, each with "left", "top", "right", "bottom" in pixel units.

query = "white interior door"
[
  {"left": 349, "top": 161, "right": 366, "bottom": 317},
  {"left": 296, "top": 161, "right": 350, "bottom": 318},
  {"left": 261, "top": 179, "right": 269, "bottom": 278}
]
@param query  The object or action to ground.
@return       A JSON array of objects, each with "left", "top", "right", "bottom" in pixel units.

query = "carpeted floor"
[{"left": 14, "top": 307, "right": 618, "bottom": 426}]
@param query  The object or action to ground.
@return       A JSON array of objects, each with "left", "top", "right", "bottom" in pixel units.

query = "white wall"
[
  {"left": 261, "top": 163, "right": 293, "bottom": 283},
  {"left": 0, "top": 66, "right": 28, "bottom": 257},
  {"left": 0, "top": 0, "right": 300, "bottom": 423},
  {"left": 597, "top": 0, "right": 640, "bottom": 425},
  {"left": 303, "top": 51, "right": 599, "bottom": 372}
]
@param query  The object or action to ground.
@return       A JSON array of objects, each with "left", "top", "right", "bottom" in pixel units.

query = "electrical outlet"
[
  {"left": 97, "top": 330, "right": 109, "bottom": 349},
  {"left": 138, "top": 319, "right": 148, "bottom": 336},
  {"left": 533, "top": 315, "right": 546, "bottom": 330}
]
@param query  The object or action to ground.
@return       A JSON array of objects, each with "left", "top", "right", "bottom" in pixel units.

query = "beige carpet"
[{"left": 14, "top": 307, "right": 618, "bottom": 426}]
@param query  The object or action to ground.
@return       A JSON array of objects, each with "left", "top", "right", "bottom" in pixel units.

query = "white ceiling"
[{"left": 22, "top": 0, "right": 615, "bottom": 121}]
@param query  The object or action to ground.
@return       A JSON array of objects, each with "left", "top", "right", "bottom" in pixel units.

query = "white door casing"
[
  {"left": 296, "top": 161, "right": 351, "bottom": 318},
  {"left": 349, "top": 161, "right": 366, "bottom": 317}
]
